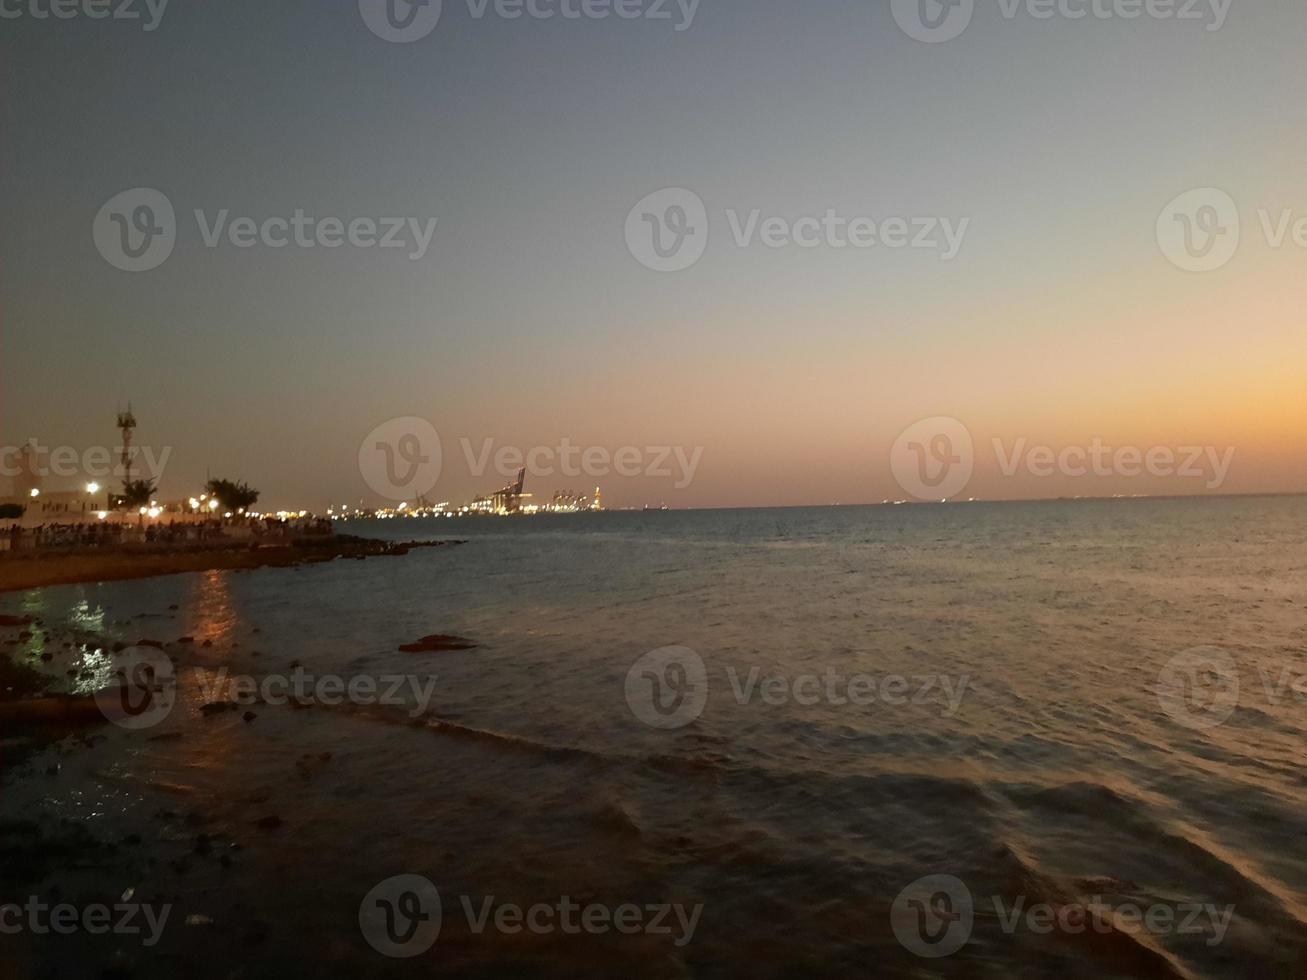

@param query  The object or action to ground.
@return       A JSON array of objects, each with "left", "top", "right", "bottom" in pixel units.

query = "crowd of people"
[{"left": 0, "top": 515, "right": 334, "bottom": 552}]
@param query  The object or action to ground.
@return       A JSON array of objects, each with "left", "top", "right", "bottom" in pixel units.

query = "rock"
[
  {"left": 253, "top": 815, "right": 283, "bottom": 831},
  {"left": 242, "top": 711, "right": 257, "bottom": 723},
  {"left": 177, "top": 636, "right": 195, "bottom": 645},
  {"left": 201, "top": 639, "right": 213, "bottom": 648},
  {"left": 243, "top": 920, "right": 269, "bottom": 946},
  {"left": 0, "top": 695, "right": 107, "bottom": 733},
  {"left": 200, "top": 701, "right": 237, "bottom": 717},
  {"left": 399, "top": 634, "right": 478, "bottom": 653}
]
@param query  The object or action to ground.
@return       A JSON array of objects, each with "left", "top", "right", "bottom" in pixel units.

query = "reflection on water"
[
  {"left": 3, "top": 497, "right": 1307, "bottom": 978},
  {"left": 187, "top": 568, "right": 239, "bottom": 646}
]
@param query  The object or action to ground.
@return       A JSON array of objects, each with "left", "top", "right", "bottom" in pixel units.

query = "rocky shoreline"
[{"left": 0, "top": 535, "right": 464, "bottom": 593}]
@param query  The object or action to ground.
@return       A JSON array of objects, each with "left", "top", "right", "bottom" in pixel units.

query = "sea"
[{"left": 2, "top": 497, "right": 1305, "bottom": 978}]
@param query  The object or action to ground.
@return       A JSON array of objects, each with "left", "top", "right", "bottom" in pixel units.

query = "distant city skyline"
[{"left": 3, "top": 1, "right": 1304, "bottom": 509}]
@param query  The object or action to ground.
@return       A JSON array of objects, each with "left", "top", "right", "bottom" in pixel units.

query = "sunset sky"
[{"left": 2, "top": 0, "right": 1304, "bottom": 508}]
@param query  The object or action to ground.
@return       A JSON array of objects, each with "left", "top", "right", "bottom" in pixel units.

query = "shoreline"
[{"left": 0, "top": 536, "right": 464, "bottom": 593}]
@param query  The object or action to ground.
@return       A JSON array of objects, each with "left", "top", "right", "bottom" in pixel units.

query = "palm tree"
[{"left": 118, "top": 479, "right": 157, "bottom": 509}]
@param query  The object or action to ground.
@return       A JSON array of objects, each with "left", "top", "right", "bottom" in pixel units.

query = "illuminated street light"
[{"left": 86, "top": 482, "right": 100, "bottom": 495}]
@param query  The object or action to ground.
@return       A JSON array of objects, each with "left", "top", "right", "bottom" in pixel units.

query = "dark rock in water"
[
  {"left": 40, "top": 652, "right": 53, "bottom": 662},
  {"left": 254, "top": 815, "right": 283, "bottom": 831},
  {"left": 200, "top": 701, "right": 237, "bottom": 717},
  {"left": 243, "top": 711, "right": 257, "bottom": 723},
  {"left": 399, "top": 634, "right": 478, "bottom": 653},
  {"left": 201, "top": 639, "right": 213, "bottom": 648},
  {"left": 177, "top": 636, "right": 195, "bottom": 644},
  {"left": 0, "top": 614, "right": 34, "bottom": 627},
  {"left": 243, "top": 920, "right": 269, "bottom": 945},
  {"left": 168, "top": 605, "right": 179, "bottom": 611},
  {"left": 111, "top": 642, "right": 128, "bottom": 654},
  {"left": 0, "top": 695, "right": 109, "bottom": 731}
]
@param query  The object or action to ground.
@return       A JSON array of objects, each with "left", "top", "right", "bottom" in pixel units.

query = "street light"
[
  {"left": 28, "top": 488, "right": 39, "bottom": 498},
  {"left": 86, "top": 482, "right": 100, "bottom": 495}
]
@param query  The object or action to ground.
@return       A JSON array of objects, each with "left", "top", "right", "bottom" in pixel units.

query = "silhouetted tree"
[
  {"left": 205, "top": 478, "right": 260, "bottom": 512},
  {"left": 118, "top": 479, "right": 157, "bottom": 508}
]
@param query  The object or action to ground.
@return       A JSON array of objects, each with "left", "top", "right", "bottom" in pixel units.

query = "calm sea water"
[{"left": 4, "top": 498, "right": 1306, "bottom": 978}]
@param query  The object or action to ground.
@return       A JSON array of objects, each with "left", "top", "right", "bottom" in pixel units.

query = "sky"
[{"left": 2, "top": 0, "right": 1305, "bottom": 509}]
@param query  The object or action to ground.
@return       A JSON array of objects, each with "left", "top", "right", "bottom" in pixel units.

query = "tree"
[
  {"left": 0, "top": 503, "right": 24, "bottom": 519},
  {"left": 118, "top": 479, "right": 157, "bottom": 509},
  {"left": 205, "top": 478, "right": 260, "bottom": 512}
]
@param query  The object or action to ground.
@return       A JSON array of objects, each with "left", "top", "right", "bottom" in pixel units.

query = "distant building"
[{"left": 471, "top": 468, "right": 528, "bottom": 516}]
